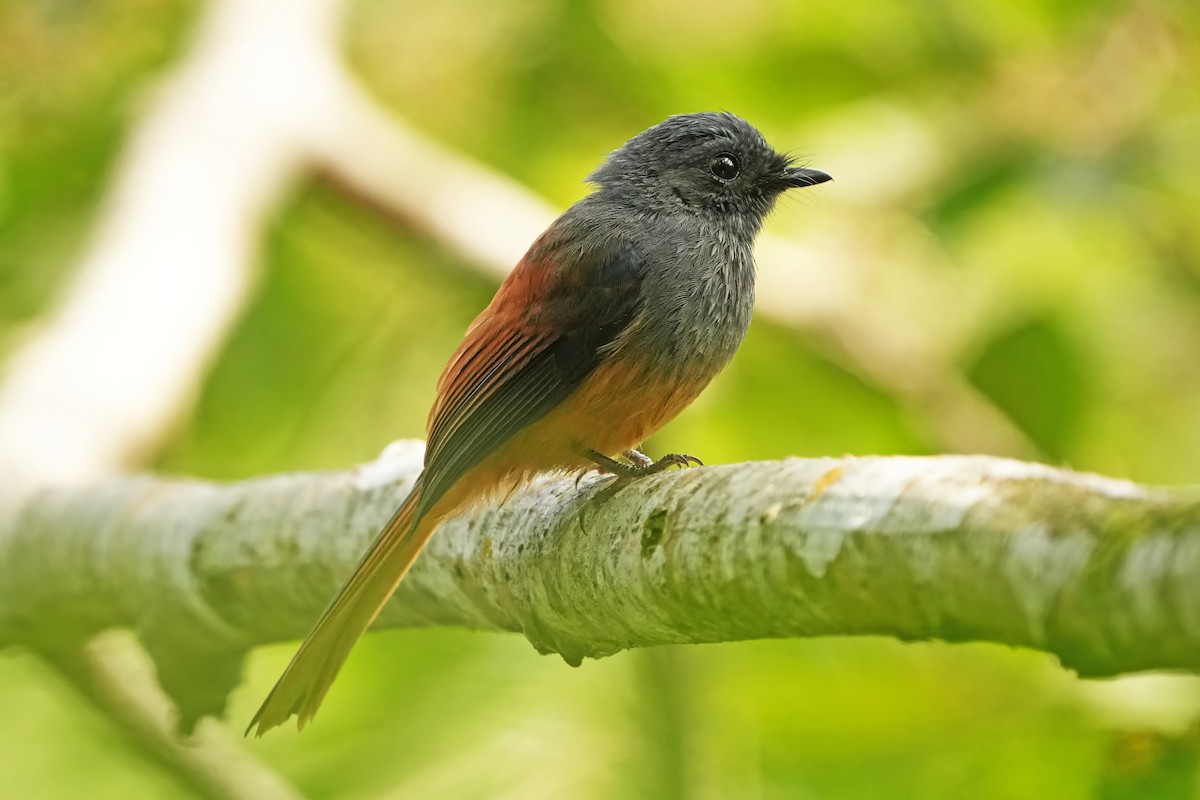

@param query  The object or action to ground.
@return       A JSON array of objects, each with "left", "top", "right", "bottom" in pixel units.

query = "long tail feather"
[{"left": 247, "top": 482, "right": 437, "bottom": 736}]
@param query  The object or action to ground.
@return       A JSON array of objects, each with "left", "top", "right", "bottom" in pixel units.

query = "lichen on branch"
[{"left": 2, "top": 443, "right": 1198, "bottom": 727}]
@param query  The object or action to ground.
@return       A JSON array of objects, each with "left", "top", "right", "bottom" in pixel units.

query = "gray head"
[{"left": 588, "top": 112, "right": 830, "bottom": 236}]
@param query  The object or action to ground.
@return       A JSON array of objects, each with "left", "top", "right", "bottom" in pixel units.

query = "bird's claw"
[
  {"left": 586, "top": 449, "right": 704, "bottom": 481},
  {"left": 661, "top": 453, "right": 704, "bottom": 469}
]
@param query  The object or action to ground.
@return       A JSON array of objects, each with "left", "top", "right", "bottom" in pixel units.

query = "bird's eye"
[{"left": 710, "top": 153, "right": 740, "bottom": 181}]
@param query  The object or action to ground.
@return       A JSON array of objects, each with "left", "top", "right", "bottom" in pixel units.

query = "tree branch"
[
  {"left": 0, "top": 0, "right": 353, "bottom": 489},
  {"left": 42, "top": 632, "right": 305, "bottom": 800},
  {"left": 2, "top": 443, "right": 1197, "bottom": 726}
]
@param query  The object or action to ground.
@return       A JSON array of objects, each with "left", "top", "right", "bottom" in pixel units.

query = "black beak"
[{"left": 778, "top": 166, "right": 833, "bottom": 189}]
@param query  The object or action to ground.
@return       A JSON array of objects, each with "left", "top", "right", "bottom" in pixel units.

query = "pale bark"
[{"left": 3, "top": 443, "right": 1198, "bottom": 727}]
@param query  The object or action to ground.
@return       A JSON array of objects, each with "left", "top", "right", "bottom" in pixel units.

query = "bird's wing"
[
  {"left": 419, "top": 235, "right": 644, "bottom": 513},
  {"left": 246, "top": 235, "right": 644, "bottom": 736}
]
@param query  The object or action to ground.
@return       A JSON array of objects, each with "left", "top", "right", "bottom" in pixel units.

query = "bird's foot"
[
  {"left": 587, "top": 449, "right": 703, "bottom": 482},
  {"left": 622, "top": 449, "right": 654, "bottom": 468}
]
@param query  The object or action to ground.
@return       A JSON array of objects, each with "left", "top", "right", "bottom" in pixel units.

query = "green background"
[{"left": 3, "top": 0, "right": 1200, "bottom": 797}]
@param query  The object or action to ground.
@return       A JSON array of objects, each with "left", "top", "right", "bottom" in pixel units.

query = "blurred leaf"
[
  {"left": 925, "top": 151, "right": 1034, "bottom": 236},
  {"left": 156, "top": 183, "right": 497, "bottom": 479},
  {"left": 1096, "top": 727, "right": 1200, "bottom": 800},
  {"left": 965, "top": 315, "right": 1088, "bottom": 460}
]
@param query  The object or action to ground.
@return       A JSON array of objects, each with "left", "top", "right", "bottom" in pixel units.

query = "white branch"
[
  {"left": 44, "top": 632, "right": 305, "bottom": 800},
  {"left": 3, "top": 445, "right": 1198, "bottom": 726},
  {"left": 0, "top": 0, "right": 356, "bottom": 487}
]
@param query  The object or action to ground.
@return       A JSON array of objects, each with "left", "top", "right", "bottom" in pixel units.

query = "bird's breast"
[
  {"left": 509, "top": 216, "right": 759, "bottom": 462},
  {"left": 628, "top": 235, "right": 756, "bottom": 380}
]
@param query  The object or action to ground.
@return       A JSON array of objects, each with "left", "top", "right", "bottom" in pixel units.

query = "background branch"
[
  {"left": 41, "top": 632, "right": 304, "bottom": 800},
  {"left": 0, "top": 0, "right": 344, "bottom": 488}
]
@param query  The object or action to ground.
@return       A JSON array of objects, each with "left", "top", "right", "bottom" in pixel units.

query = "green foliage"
[
  {"left": 965, "top": 315, "right": 1087, "bottom": 459},
  {"left": 0, "top": 1, "right": 200, "bottom": 334},
  {"left": 3, "top": 0, "right": 1200, "bottom": 797}
]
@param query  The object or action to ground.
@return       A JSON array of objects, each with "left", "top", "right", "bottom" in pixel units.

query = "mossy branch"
[{"left": 2, "top": 443, "right": 1198, "bottom": 727}]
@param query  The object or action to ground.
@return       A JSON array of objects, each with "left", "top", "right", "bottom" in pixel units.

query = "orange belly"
[
  {"left": 510, "top": 354, "right": 710, "bottom": 470},
  {"left": 420, "top": 349, "right": 717, "bottom": 525}
]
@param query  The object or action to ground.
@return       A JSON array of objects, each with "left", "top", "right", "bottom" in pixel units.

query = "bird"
[{"left": 247, "top": 112, "right": 831, "bottom": 735}]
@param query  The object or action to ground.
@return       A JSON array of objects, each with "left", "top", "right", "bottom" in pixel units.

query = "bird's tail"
[{"left": 247, "top": 482, "right": 437, "bottom": 736}]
